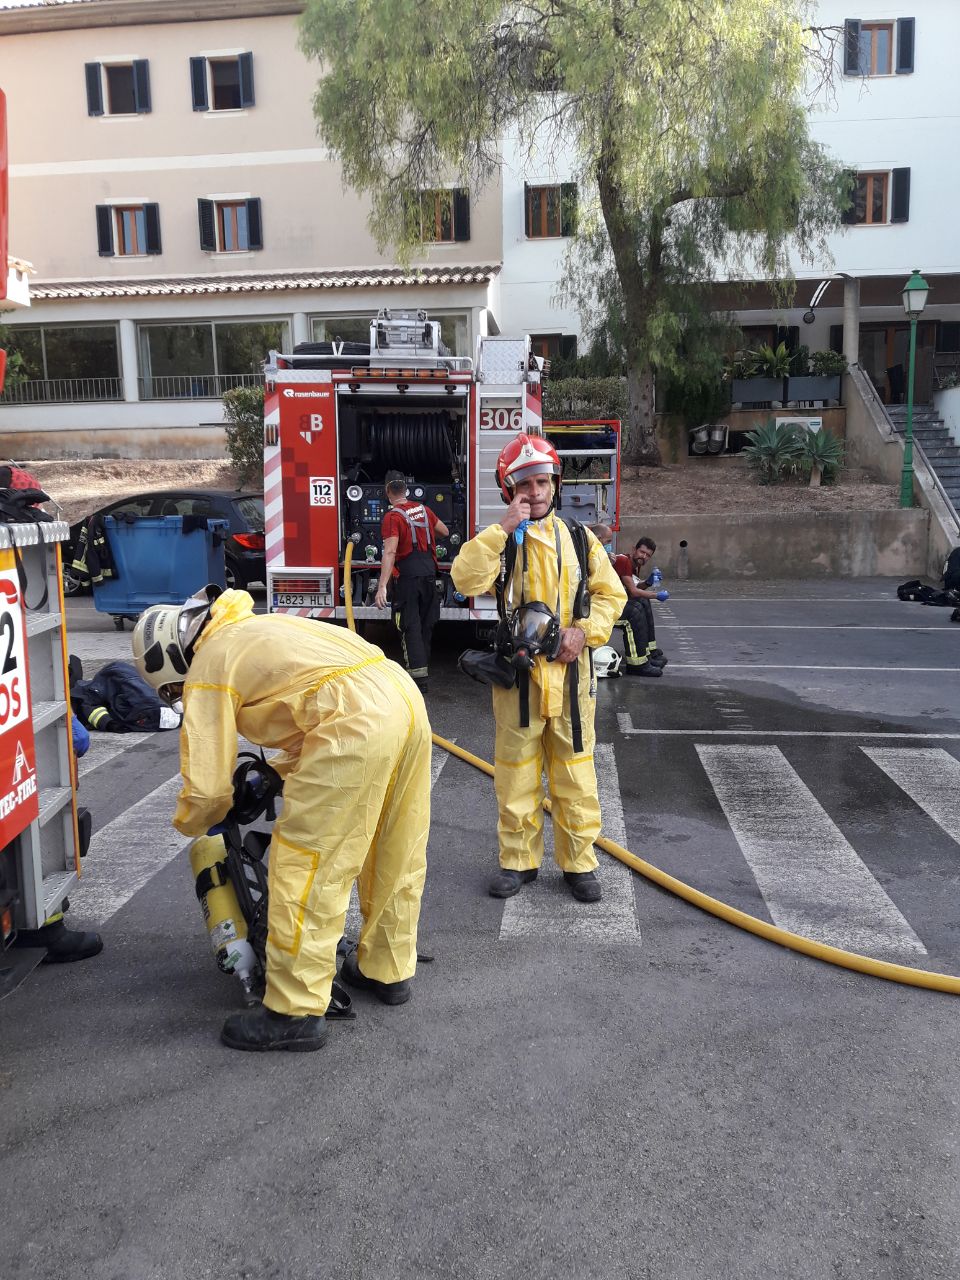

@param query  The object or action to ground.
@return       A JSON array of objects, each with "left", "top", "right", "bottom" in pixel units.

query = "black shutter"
[
  {"left": 144, "top": 204, "right": 162, "bottom": 255},
  {"left": 775, "top": 326, "right": 800, "bottom": 352},
  {"left": 843, "top": 19, "right": 862, "bottom": 75},
  {"left": 559, "top": 335, "right": 578, "bottom": 360},
  {"left": 198, "top": 198, "right": 217, "bottom": 251},
  {"left": 190, "top": 57, "right": 208, "bottom": 111},
  {"left": 523, "top": 183, "right": 531, "bottom": 237},
  {"left": 452, "top": 189, "right": 471, "bottom": 242},
  {"left": 246, "top": 198, "right": 263, "bottom": 250},
  {"left": 829, "top": 325, "right": 844, "bottom": 355},
  {"left": 891, "top": 168, "right": 910, "bottom": 223},
  {"left": 560, "top": 182, "right": 578, "bottom": 236},
  {"left": 840, "top": 169, "right": 857, "bottom": 225},
  {"left": 238, "top": 52, "right": 255, "bottom": 107},
  {"left": 937, "top": 323, "right": 960, "bottom": 354},
  {"left": 133, "top": 60, "right": 151, "bottom": 113},
  {"left": 85, "top": 63, "right": 103, "bottom": 116},
  {"left": 96, "top": 205, "right": 114, "bottom": 256},
  {"left": 896, "top": 18, "right": 915, "bottom": 74}
]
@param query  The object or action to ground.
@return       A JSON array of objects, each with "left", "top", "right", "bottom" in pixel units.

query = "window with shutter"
[
  {"left": 85, "top": 63, "right": 103, "bottom": 117},
  {"left": 896, "top": 18, "right": 915, "bottom": 74},
  {"left": 199, "top": 198, "right": 263, "bottom": 252},
  {"left": 849, "top": 172, "right": 890, "bottom": 225},
  {"left": 525, "top": 183, "right": 577, "bottom": 238},
  {"left": 104, "top": 64, "right": 137, "bottom": 115}
]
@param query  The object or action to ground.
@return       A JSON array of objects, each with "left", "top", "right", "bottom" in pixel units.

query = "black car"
[{"left": 63, "top": 489, "right": 265, "bottom": 595}]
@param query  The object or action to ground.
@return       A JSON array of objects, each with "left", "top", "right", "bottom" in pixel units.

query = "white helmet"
[
  {"left": 594, "top": 645, "right": 622, "bottom": 678},
  {"left": 131, "top": 585, "right": 220, "bottom": 701}
]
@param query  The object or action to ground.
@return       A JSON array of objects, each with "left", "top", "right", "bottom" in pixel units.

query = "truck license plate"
[{"left": 274, "top": 593, "right": 328, "bottom": 607}]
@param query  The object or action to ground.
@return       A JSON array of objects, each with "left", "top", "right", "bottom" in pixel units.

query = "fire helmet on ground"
[
  {"left": 131, "top": 584, "right": 221, "bottom": 699},
  {"left": 495, "top": 433, "right": 561, "bottom": 503},
  {"left": 593, "top": 645, "right": 622, "bottom": 678}
]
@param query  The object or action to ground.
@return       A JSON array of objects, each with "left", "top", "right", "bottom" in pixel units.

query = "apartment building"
[{"left": 0, "top": 0, "right": 576, "bottom": 457}]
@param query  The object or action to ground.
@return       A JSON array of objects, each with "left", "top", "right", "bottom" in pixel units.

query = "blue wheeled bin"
[{"left": 92, "top": 515, "right": 228, "bottom": 630}]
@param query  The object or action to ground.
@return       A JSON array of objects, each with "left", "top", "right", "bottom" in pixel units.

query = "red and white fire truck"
[{"left": 263, "top": 309, "right": 621, "bottom": 623}]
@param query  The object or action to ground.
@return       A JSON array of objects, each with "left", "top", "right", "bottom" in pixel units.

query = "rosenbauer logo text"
[{"left": 283, "top": 389, "right": 330, "bottom": 399}]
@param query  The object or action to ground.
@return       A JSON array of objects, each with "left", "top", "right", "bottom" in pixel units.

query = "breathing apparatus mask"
[{"left": 502, "top": 600, "right": 562, "bottom": 670}]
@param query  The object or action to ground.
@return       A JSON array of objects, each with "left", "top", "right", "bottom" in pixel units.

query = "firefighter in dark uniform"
[{"left": 374, "top": 470, "right": 448, "bottom": 693}]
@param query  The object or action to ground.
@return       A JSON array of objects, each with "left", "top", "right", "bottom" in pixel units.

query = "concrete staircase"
[{"left": 887, "top": 404, "right": 960, "bottom": 511}]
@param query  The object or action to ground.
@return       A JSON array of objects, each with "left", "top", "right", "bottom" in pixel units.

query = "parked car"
[{"left": 63, "top": 489, "right": 265, "bottom": 596}]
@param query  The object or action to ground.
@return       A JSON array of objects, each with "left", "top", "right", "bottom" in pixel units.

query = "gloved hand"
[{"left": 656, "top": 590, "right": 670, "bottom": 602}]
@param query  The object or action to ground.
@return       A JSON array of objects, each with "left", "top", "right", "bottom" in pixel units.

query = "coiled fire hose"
[{"left": 343, "top": 541, "right": 960, "bottom": 996}]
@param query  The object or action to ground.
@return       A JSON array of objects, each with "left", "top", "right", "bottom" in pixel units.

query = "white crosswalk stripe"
[
  {"left": 498, "top": 742, "right": 641, "bottom": 942},
  {"left": 696, "top": 744, "right": 927, "bottom": 956},
  {"left": 862, "top": 747, "right": 960, "bottom": 846}
]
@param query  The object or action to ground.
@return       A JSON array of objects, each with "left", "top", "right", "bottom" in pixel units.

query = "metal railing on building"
[
  {"left": 0, "top": 377, "right": 123, "bottom": 404},
  {"left": 139, "top": 373, "right": 261, "bottom": 400}
]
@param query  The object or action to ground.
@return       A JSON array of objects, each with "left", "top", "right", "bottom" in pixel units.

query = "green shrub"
[
  {"left": 798, "top": 426, "right": 844, "bottom": 487},
  {"left": 809, "top": 350, "right": 848, "bottom": 377},
  {"left": 223, "top": 385, "right": 265, "bottom": 486},
  {"left": 741, "top": 419, "right": 803, "bottom": 484},
  {"left": 542, "top": 376, "right": 628, "bottom": 425}
]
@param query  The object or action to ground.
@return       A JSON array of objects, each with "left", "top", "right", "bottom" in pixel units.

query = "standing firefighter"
[
  {"left": 132, "top": 587, "right": 431, "bottom": 1053},
  {"left": 375, "top": 469, "right": 448, "bottom": 693},
  {"left": 451, "top": 435, "right": 626, "bottom": 903}
]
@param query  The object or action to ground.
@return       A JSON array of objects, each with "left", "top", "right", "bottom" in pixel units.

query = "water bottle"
[{"left": 650, "top": 567, "right": 663, "bottom": 586}]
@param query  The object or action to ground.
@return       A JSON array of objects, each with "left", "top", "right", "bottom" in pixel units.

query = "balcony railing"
[
  {"left": 139, "top": 372, "right": 261, "bottom": 400},
  {"left": 0, "top": 377, "right": 123, "bottom": 405}
]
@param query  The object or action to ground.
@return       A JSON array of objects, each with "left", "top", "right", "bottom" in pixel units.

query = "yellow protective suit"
[
  {"left": 451, "top": 516, "right": 626, "bottom": 873},
  {"left": 172, "top": 591, "right": 431, "bottom": 1016}
]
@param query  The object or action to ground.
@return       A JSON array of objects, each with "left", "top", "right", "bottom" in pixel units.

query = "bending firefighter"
[
  {"left": 132, "top": 587, "right": 431, "bottom": 1053},
  {"left": 451, "top": 434, "right": 626, "bottom": 903},
  {"left": 375, "top": 469, "right": 448, "bottom": 693}
]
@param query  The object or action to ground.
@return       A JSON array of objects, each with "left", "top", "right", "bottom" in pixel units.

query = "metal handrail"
[
  {"left": 0, "top": 377, "right": 123, "bottom": 404},
  {"left": 139, "top": 372, "right": 260, "bottom": 400}
]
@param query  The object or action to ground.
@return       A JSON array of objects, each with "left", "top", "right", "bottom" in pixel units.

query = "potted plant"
[
  {"left": 787, "top": 349, "right": 847, "bottom": 405},
  {"left": 731, "top": 342, "right": 789, "bottom": 406},
  {"left": 740, "top": 418, "right": 803, "bottom": 484}
]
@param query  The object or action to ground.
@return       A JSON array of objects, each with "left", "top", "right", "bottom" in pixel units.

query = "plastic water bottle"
[
  {"left": 514, "top": 519, "right": 529, "bottom": 546},
  {"left": 650, "top": 567, "right": 663, "bottom": 586}
]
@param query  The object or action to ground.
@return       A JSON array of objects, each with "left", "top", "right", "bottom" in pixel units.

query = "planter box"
[
  {"left": 731, "top": 377, "right": 785, "bottom": 405},
  {"left": 786, "top": 375, "right": 842, "bottom": 404}
]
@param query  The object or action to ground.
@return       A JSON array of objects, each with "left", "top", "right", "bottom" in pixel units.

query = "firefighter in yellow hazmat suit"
[
  {"left": 451, "top": 434, "right": 626, "bottom": 902},
  {"left": 131, "top": 587, "right": 431, "bottom": 1053}
]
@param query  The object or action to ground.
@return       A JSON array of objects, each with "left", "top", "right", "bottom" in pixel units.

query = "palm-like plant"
[
  {"left": 741, "top": 420, "right": 803, "bottom": 484},
  {"left": 798, "top": 427, "right": 844, "bottom": 487},
  {"left": 747, "top": 342, "right": 792, "bottom": 378}
]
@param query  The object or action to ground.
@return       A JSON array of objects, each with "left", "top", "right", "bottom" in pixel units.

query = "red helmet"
[{"left": 495, "top": 433, "right": 561, "bottom": 503}]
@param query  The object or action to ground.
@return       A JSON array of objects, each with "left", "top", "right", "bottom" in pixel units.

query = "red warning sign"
[{"left": 0, "top": 570, "right": 38, "bottom": 846}]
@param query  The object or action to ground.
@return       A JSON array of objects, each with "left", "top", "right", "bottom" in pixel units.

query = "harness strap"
[
  {"left": 195, "top": 860, "right": 229, "bottom": 900},
  {"left": 518, "top": 668, "right": 530, "bottom": 729},
  {"left": 569, "top": 655, "right": 583, "bottom": 753}
]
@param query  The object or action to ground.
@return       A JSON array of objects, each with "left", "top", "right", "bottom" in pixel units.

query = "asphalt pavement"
[{"left": 2, "top": 579, "right": 959, "bottom": 1280}]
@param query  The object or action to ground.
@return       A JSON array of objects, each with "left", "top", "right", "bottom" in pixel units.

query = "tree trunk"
[{"left": 624, "top": 359, "right": 661, "bottom": 466}]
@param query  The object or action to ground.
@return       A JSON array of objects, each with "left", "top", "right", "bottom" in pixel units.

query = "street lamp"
[{"left": 899, "top": 268, "right": 930, "bottom": 508}]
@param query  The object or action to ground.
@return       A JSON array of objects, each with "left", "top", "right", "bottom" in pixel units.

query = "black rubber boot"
[
  {"left": 220, "top": 1006, "right": 328, "bottom": 1052},
  {"left": 15, "top": 920, "right": 103, "bottom": 964},
  {"left": 650, "top": 650, "right": 668, "bottom": 666},
  {"left": 563, "top": 871, "right": 603, "bottom": 903},
  {"left": 340, "top": 951, "right": 412, "bottom": 1005},
  {"left": 488, "top": 867, "right": 538, "bottom": 899},
  {"left": 625, "top": 663, "right": 662, "bottom": 677}
]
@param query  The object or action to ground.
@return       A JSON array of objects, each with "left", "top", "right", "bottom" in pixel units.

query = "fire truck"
[{"left": 263, "top": 309, "right": 621, "bottom": 623}]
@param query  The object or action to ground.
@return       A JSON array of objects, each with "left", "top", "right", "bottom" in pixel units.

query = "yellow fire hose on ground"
[{"left": 343, "top": 542, "right": 960, "bottom": 996}]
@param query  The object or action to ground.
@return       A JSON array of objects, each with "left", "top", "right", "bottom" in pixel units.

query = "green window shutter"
[
  {"left": 843, "top": 20, "right": 862, "bottom": 75},
  {"left": 890, "top": 168, "right": 910, "bottom": 223},
  {"left": 198, "top": 198, "right": 216, "bottom": 251},
  {"left": 896, "top": 18, "right": 915, "bottom": 74},
  {"left": 560, "top": 183, "right": 578, "bottom": 236},
  {"left": 96, "top": 205, "right": 114, "bottom": 256},
  {"left": 144, "top": 204, "right": 162, "bottom": 255},
  {"left": 133, "top": 60, "right": 151, "bottom": 113},
  {"left": 246, "top": 199, "right": 263, "bottom": 250},
  {"left": 85, "top": 63, "right": 103, "bottom": 116},
  {"left": 452, "top": 189, "right": 471, "bottom": 242},
  {"left": 238, "top": 53, "right": 255, "bottom": 108},
  {"left": 190, "top": 57, "right": 208, "bottom": 111}
]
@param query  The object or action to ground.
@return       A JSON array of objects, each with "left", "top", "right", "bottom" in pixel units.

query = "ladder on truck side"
[{"left": 472, "top": 335, "right": 542, "bottom": 619}]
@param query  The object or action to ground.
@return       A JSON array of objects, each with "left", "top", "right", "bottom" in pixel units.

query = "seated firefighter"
[
  {"left": 132, "top": 586, "right": 432, "bottom": 1053},
  {"left": 613, "top": 537, "right": 670, "bottom": 677},
  {"left": 451, "top": 434, "right": 626, "bottom": 904}
]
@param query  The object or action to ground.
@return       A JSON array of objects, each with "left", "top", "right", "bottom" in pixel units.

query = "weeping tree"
[{"left": 299, "top": 0, "right": 847, "bottom": 465}]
